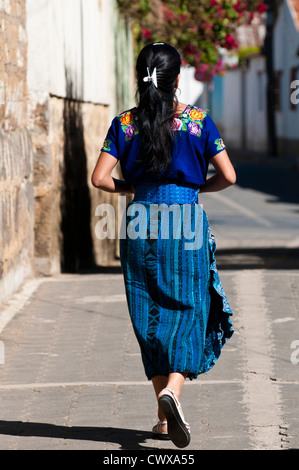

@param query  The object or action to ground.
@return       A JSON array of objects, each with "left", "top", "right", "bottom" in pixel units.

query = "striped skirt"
[{"left": 120, "top": 183, "right": 233, "bottom": 380}]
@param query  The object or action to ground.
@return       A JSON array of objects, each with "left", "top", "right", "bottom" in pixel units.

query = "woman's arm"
[
  {"left": 91, "top": 152, "right": 134, "bottom": 194},
  {"left": 200, "top": 149, "right": 236, "bottom": 193}
]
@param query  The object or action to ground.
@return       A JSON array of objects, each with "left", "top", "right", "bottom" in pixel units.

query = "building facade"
[
  {"left": 185, "top": 1, "right": 299, "bottom": 160},
  {"left": 0, "top": 0, "right": 134, "bottom": 307},
  {"left": 213, "top": 0, "right": 299, "bottom": 157}
]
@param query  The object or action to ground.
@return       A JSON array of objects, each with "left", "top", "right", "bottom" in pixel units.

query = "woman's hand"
[
  {"left": 91, "top": 152, "right": 133, "bottom": 194},
  {"left": 200, "top": 150, "right": 236, "bottom": 193}
]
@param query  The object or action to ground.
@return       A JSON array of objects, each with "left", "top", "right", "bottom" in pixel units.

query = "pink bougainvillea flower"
[{"left": 141, "top": 28, "right": 151, "bottom": 40}]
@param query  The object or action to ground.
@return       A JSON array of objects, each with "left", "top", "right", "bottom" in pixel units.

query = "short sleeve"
[
  {"left": 100, "top": 117, "right": 119, "bottom": 160},
  {"left": 204, "top": 114, "right": 227, "bottom": 160}
]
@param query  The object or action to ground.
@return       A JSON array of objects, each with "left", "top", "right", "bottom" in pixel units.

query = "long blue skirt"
[{"left": 120, "top": 183, "right": 233, "bottom": 380}]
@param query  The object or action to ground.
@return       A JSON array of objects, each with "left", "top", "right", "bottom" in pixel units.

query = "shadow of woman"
[{"left": 0, "top": 420, "right": 156, "bottom": 450}]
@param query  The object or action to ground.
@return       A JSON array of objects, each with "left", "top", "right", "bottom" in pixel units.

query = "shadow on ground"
[
  {"left": 0, "top": 420, "right": 157, "bottom": 450},
  {"left": 76, "top": 246, "right": 299, "bottom": 274},
  {"left": 216, "top": 247, "right": 299, "bottom": 270},
  {"left": 231, "top": 157, "right": 299, "bottom": 205}
]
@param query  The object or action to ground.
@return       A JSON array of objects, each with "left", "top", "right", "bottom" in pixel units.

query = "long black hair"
[{"left": 136, "top": 43, "right": 182, "bottom": 175}]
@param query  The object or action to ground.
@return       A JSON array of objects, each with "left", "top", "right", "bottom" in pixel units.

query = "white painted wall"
[
  {"left": 26, "top": 0, "right": 133, "bottom": 113},
  {"left": 222, "top": 69, "right": 243, "bottom": 149},
  {"left": 48, "top": 0, "right": 115, "bottom": 105},
  {"left": 274, "top": 0, "right": 299, "bottom": 141},
  {"left": 217, "top": 55, "right": 268, "bottom": 152},
  {"left": 179, "top": 66, "right": 204, "bottom": 107},
  {"left": 245, "top": 55, "right": 267, "bottom": 151}
]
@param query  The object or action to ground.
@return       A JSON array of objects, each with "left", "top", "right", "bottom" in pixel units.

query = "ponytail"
[{"left": 136, "top": 43, "right": 182, "bottom": 175}]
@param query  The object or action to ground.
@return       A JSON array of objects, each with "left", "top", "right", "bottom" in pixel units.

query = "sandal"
[
  {"left": 152, "top": 420, "right": 170, "bottom": 440},
  {"left": 158, "top": 387, "right": 191, "bottom": 448}
]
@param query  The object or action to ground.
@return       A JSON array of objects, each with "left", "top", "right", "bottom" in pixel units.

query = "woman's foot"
[
  {"left": 152, "top": 420, "right": 170, "bottom": 440},
  {"left": 158, "top": 388, "right": 191, "bottom": 448}
]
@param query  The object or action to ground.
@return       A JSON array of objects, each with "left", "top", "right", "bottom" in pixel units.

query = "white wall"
[
  {"left": 179, "top": 66, "right": 204, "bottom": 107},
  {"left": 221, "top": 57, "right": 268, "bottom": 152},
  {"left": 222, "top": 69, "right": 243, "bottom": 149},
  {"left": 26, "top": 0, "right": 132, "bottom": 111},
  {"left": 245, "top": 55, "right": 267, "bottom": 151},
  {"left": 274, "top": 0, "right": 299, "bottom": 142}
]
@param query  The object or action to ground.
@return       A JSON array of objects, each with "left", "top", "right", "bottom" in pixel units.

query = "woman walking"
[{"left": 91, "top": 43, "right": 235, "bottom": 448}]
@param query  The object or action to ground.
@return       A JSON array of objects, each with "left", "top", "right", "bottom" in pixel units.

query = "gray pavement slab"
[{"left": 0, "top": 268, "right": 298, "bottom": 451}]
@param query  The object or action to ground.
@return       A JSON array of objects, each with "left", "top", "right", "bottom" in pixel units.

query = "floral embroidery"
[
  {"left": 102, "top": 139, "right": 112, "bottom": 152},
  {"left": 118, "top": 109, "right": 139, "bottom": 141},
  {"left": 120, "top": 112, "right": 134, "bottom": 126},
  {"left": 125, "top": 124, "right": 138, "bottom": 140},
  {"left": 188, "top": 121, "right": 202, "bottom": 137},
  {"left": 118, "top": 106, "right": 209, "bottom": 141},
  {"left": 215, "top": 138, "right": 226, "bottom": 151},
  {"left": 189, "top": 108, "right": 206, "bottom": 121},
  {"left": 172, "top": 106, "right": 206, "bottom": 138},
  {"left": 171, "top": 118, "right": 183, "bottom": 131}
]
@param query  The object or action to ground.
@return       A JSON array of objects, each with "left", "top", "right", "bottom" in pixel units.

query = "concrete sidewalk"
[{"left": 0, "top": 268, "right": 298, "bottom": 450}]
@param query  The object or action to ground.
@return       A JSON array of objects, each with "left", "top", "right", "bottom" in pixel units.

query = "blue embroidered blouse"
[{"left": 100, "top": 105, "right": 226, "bottom": 187}]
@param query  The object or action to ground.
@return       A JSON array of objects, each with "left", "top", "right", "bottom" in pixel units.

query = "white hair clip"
[{"left": 143, "top": 67, "right": 158, "bottom": 88}]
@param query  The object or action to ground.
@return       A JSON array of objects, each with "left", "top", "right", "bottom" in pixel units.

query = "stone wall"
[
  {"left": 0, "top": 0, "right": 35, "bottom": 306},
  {"left": 32, "top": 97, "right": 64, "bottom": 276},
  {"left": 31, "top": 94, "right": 124, "bottom": 275}
]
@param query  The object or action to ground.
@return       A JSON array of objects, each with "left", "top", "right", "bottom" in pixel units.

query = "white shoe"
[{"left": 158, "top": 388, "right": 191, "bottom": 448}]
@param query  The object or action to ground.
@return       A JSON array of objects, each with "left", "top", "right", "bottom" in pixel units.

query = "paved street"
[{"left": 0, "top": 160, "right": 298, "bottom": 451}]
